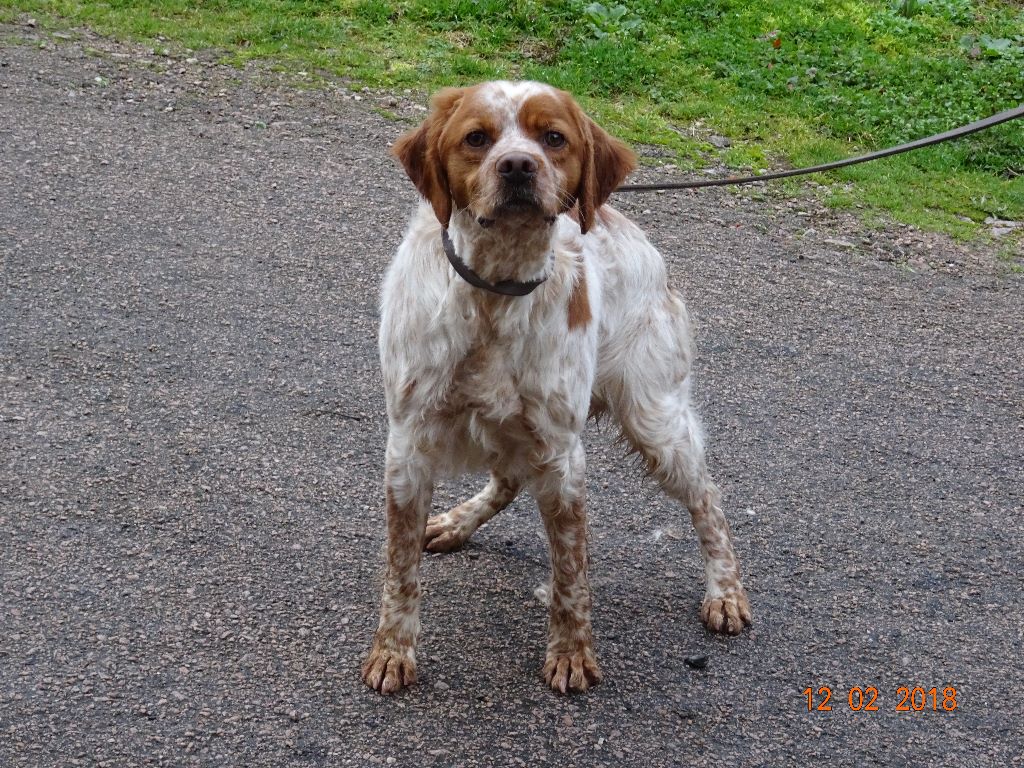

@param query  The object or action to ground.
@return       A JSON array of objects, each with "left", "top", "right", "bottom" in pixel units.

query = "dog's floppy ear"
[
  {"left": 575, "top": 112, "right": 636, "bottom": 235},
  {"left": 391, "top": 88, "right": 465, "bottom": 228}
]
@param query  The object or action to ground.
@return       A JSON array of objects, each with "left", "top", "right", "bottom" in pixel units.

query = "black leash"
[{"left": 615, "top": 104, "right": 1024, "bottom": 193}]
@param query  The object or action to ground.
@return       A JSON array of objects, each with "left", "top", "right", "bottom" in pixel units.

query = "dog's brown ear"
[
  {"left": 391, "top": 88, "right": 464, "bottom": 228},
  {"left": 575, "top": 114, "right": 636, "bottom": 235}
]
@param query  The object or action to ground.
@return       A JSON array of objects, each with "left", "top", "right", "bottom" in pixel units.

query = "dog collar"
[{"left": 441, "top": 229, "right": 547, "bottom": 297}]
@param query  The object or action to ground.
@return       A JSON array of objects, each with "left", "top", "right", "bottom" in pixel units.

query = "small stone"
[
  {"left": 823, "top": 237, "right": 856, "bottom": 249},
  {"left": 433, "top": 680, "right": 449, "bottom": 691},
  {"left": 684, "top": 654, "right": 709, "bottom": 669}
]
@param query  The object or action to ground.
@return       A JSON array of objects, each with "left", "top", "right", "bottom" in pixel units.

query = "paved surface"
[{"left": 2, "top": 27, "right": 1022, "bottom": 767}]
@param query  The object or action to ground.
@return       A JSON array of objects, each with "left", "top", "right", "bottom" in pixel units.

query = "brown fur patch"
[
  {"left": 567, "top": 268, "right": 591, "bottom": 331},
  {"left": 574, "top": 108, "right": 636, "bottom": 235},
  {"left": 391, "top": 87, "right": 468, "bottom": 226},
  {"left": 519, "top": 92, "right": 587, "bottom": 213}
]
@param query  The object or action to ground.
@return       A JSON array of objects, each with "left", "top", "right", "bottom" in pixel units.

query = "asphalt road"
[{"left": 2, "top": 27, "right": 1022, "bottom": 767}]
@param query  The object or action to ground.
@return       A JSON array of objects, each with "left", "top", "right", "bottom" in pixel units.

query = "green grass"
[{"left": 3, "top": 0, "right": 1022, "bottom": 243}]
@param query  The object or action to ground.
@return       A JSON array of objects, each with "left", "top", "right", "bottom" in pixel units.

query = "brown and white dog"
[{"left": 362, "top": 81, "right": 751, "bottom": 695}]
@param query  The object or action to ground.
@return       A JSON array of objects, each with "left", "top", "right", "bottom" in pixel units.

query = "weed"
[{"left": 582, "top": 3, "right": 642, "bottom": 41}]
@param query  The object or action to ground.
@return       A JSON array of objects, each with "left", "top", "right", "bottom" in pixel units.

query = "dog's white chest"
[{"left": 409, "top": 332, "right": 585, "bottom": 474}]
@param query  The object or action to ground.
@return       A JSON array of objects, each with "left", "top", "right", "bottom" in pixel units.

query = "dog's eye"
[
  {"left": 544, "top": 131, "right": 566, "bottom": 148},
  {"left": 465, "top": 130, "right": 489, "bottom": 148}
]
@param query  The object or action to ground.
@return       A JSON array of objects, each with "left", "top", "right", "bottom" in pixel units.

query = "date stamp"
[{"left": 804, "top": 686, "right": 958, "bottom": 712}]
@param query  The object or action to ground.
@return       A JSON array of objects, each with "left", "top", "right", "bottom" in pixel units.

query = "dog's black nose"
[{"left": 497, "top": 153, "right": 538, "bottom": 184}]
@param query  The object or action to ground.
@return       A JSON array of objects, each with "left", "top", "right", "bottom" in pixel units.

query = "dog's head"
[{"left": 392, "top": 81, "right": 635, "bottom": 234}]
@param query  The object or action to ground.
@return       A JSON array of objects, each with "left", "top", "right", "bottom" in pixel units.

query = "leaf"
[{"left": 978, "top": 35, "right": 1012, "bottom": 55}]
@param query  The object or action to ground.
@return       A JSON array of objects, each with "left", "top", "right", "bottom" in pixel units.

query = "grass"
[{"left": 2, "top": 0, "right": 1022, "bottom": 243}]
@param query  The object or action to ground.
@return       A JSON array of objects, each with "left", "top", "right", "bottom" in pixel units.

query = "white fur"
[{"left": 379, "top": 200, "right": 688, "bottom": 484}]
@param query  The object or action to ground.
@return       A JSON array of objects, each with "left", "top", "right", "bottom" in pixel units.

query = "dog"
[{"left": 362, "top": 81, "right": 751, "bottom": 694}]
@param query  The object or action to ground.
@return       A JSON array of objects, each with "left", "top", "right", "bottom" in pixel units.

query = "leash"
[{"left": 614, "top": 104, "right": 1024, "bottom": 193}]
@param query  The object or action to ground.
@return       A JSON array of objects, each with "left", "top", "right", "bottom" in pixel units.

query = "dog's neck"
[{"left": 447, "top": 209, "right": 555, "bottom": 285}]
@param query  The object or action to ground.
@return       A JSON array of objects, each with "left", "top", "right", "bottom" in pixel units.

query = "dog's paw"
[
  {"left": 361, "top": 645, "right": 417, "bottom": 694},
  {"left": 700, "top": 588, "right": 753, "bottom": 635},
  {"left": 423, "top": 512, "right": 471, "bottom": 553},
  {"left": 543, "top": 648, "right": 602, "bottom": 693}
]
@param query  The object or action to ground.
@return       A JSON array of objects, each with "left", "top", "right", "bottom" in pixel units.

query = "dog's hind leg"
[
  {"left": 423, "top": 471, "right": 520, "bottom": 552},
  {"left": 601, "top": 295, "right": 751, "bottom": 635},
  {"left": 615, "top": 389, "right": 751, "bottom": 634}
]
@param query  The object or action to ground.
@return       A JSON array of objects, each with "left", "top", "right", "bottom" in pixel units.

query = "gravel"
[{"left": 2, "top": 25, "right": 1022, "bottom": 767}]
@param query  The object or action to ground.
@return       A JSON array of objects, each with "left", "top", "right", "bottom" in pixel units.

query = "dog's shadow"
[{"left": 414, "top": 491, "right": 718, "bottom": 694}]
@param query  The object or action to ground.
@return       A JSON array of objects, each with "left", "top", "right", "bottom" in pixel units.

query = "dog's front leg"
[
  {"left": 361, "top": 442, "right": 432, "bottom": 694},
  {"left": 535, "top": 441, "right": 602, "bottom": 693}
]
